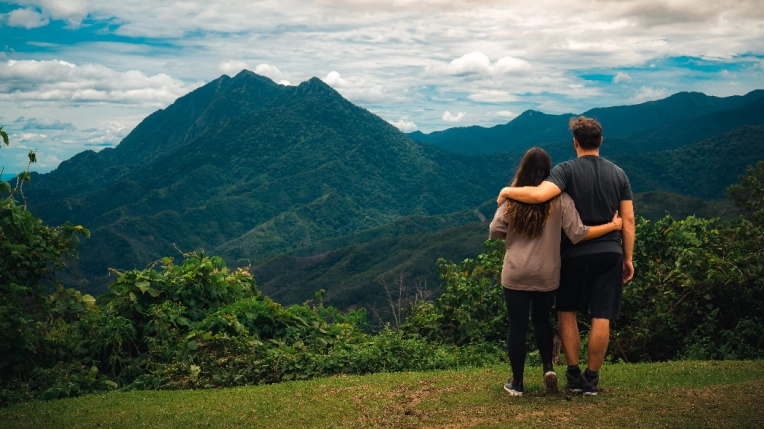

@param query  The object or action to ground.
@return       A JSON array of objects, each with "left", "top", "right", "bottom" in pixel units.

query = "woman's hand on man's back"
[{"left": 611, "top": 211, "right": 623, "bottom": 231}]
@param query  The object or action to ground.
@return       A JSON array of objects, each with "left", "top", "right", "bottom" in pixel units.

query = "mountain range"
[
  {"left": 409, "top": 90, "right": 764, "bottom": 156},
  {"left": 15, "top": 71, "right": 764, "bottom": 312}
]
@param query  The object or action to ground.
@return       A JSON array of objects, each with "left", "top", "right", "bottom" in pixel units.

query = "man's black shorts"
[{"left": 556, "top": 252, "right": 623, "bottom": 320}]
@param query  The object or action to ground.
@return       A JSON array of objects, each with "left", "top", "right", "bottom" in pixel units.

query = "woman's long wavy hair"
[{"left": 504, "top": 148, "right": 553, "bottom": 239}]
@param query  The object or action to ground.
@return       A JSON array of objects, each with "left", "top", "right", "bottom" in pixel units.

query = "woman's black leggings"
[{"left": 503, "top": 287, "right": 555, "bottom": 382}]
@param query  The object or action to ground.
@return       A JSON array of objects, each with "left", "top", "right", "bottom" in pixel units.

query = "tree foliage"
[
  {"left": 1, "top": 138, "right": 93, "bottom": 404},
  {"left": 403, "top": 239, "right": 506, "bottom": 346}
]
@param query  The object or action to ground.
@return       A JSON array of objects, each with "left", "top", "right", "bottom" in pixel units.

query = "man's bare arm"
[
  {"left": 620, "top": 199, "right": 635, "bottom": 283},
  {"left": 497, "top": 181, "right": 562, "bottom": 205}
]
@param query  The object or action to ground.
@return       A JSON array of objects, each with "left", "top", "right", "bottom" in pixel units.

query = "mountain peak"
[
  {"left": 297, "top": 77, "right": 340, "bottom": 96},
  {"left": 230, "top": 69, "right": 279, "bottom": 86}
]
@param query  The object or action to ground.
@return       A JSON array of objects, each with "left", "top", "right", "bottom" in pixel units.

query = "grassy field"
[{"left": 1, "top": 361, "right": 762, "bottom": 428}]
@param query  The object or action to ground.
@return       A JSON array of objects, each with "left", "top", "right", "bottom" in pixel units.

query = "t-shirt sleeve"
[
  {"left": 545, "top": 163, "right": 569, "bottom": 192},
  {"left": 559, "top": 193, "right": 589, "bottom": 244},
  {"left": 489, "top": 202, "right": 509, "bottom": 239},
  {"left": 619, "top": 169, "right": 633, "bottom": 201}
]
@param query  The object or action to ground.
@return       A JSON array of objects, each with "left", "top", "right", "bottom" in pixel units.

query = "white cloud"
[
  {"left": 38, "top": 154, "right": 63, "bottom": 168},
  {"left": 613, "top": 72, "right": 632, "bottom": 84},
  {"left": 428, "top": 52, "right": 532, "bottom": 76},
  {"left": 14, "top": 132, "right": 48, "bottom": 141},
  {"left": 322, "top": 71, "right": 399, "bottom": 103},
  {"left": 493, "top": 56, "right": 533, "bottom": 74},
  {"left": 254, "top": 63, "right": 285, "bottom": 81},
  {"left": 389, "top": 118, "right": 418, "bottom": 132},
  {"left": 5, "top": 8, "right": 49, "bottom": 29},
  {"left": 446, "top": 52, "right": 491, "bottom": 75},
  {"left": 468, "top": 90, "right": 518, "bottom": 103},
  {"left": 629, "top": 86, "right": 667, "bottom": 103},
  {"left": 442, "top": 111, "right": 466, "bottom": 123},
  {"left": 15, "top": 116, "right": 76, "bottom": 130},
  {"left": 492, "top": 110, "right": 517, "bottom": 120},
  {"left": 219, "top": 60, "right": 248, "bottom": 75},
  {"left": 1, "top": 115, "right": 133, "bottom": 172},
  {"left": 33, "top": 0, "right": 88, "bottom": 27},
  {"left": 324, "top": 71, "right": 351, "bottom": 88},
  {"left": 0, "top": 60, "right": 201, "bottom": 107}
]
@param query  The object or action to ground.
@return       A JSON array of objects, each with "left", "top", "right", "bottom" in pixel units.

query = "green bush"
[{"left": 403, "top": 239, "right": 506, "bottom": 346}]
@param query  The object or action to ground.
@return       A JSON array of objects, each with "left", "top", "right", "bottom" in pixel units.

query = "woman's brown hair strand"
[{"left": 503, "top": 148, "right": 553, "bottom": 239}]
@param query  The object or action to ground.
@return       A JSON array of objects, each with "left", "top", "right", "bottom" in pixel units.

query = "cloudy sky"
[{"left": 1, "top": 0, "right": 763, "bottom": 173}]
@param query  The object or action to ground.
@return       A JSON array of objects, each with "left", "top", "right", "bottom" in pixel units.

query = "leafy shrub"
[
  {"left": 619, "top": 213, "right": 764, "bottom": 361},
  {"left": 403, "top": 239, "right": 506, "bottom": 346}
]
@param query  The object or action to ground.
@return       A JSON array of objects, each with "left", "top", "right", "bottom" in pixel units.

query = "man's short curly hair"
[{"left": 569, "top": 116, "right": 602, "bottom": 150}]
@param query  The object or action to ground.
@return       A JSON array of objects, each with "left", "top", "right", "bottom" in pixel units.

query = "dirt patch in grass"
[{"left": 348, "top": 377, "right": 764, "bottom": 429}]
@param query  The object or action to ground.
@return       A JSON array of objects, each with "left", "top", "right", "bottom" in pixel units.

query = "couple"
[{"left": 489, "top": 116, "right": 635, "bottom": 396}]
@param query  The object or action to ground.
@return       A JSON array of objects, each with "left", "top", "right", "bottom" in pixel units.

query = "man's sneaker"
[
  {"left": 544, "top": 371, "right": 559, "bottom": 394},
  {"left": 581, "top": 371, "right": 599, "bottom": 396},
  {"left": 566, "top": 369, "right": 583, "bottom": 393},
  {"left": 503, "top": 379, "right": 524, "bottom": 396}
]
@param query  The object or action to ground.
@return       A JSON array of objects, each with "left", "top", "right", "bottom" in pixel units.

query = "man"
[{"left": 496, "top": 116, "right": 635, "bottom": 396}]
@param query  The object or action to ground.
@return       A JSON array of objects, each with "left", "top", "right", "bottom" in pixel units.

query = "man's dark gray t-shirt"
[{"left": 546, "top": 155, "right": 632, "bottom": 258}]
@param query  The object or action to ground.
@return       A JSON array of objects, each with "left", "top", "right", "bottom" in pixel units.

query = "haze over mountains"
[{"left": 18, "top": 70, "right": 764, "bottom": 311}]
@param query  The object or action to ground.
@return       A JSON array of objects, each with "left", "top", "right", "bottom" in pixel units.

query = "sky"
[{"left": 0, "top": 0, "right": 763, "bottom": 174}]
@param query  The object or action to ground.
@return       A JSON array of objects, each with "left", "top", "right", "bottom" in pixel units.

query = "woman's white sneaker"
[{"left": 504, "top": 379, "right": 524, "bottom": 396}]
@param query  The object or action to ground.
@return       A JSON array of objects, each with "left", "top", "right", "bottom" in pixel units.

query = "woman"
[{"left": 489, "top": 148, "right": 622, "bottom": 396}]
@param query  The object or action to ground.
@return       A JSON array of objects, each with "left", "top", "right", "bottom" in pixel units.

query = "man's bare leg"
[
  {"left": 558, "top": 311, "right": 580, "bottom": 365},
  {"left": 586, "top": 318, "right": 610, "bottom": 371}
]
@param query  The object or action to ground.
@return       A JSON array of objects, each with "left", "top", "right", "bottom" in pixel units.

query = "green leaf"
[
  {"left": 41, "top": 388, "right": 60, "bottom": 401},
  {"left": 187, "top": 340, "right": 199, "bottom": 351},
  {"left": 135, "top": 280, "right": 150, "bottom": 293}
]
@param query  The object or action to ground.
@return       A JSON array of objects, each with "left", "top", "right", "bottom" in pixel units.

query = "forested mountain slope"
[
  {"left": 611, "top": 125, "right": 764, "bottom": 199},
  {"left": 24, "top": 71, "right": 520, "bottom": 293}
]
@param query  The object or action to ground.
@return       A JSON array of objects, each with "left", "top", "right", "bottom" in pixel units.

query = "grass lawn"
[{"left": 1, "top": 361, "right": 762, "bottom": 428}]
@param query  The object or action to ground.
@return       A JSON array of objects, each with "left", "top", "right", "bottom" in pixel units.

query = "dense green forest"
[{"left": 1, "top": 122, "right": 762, "bottom": 406}]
